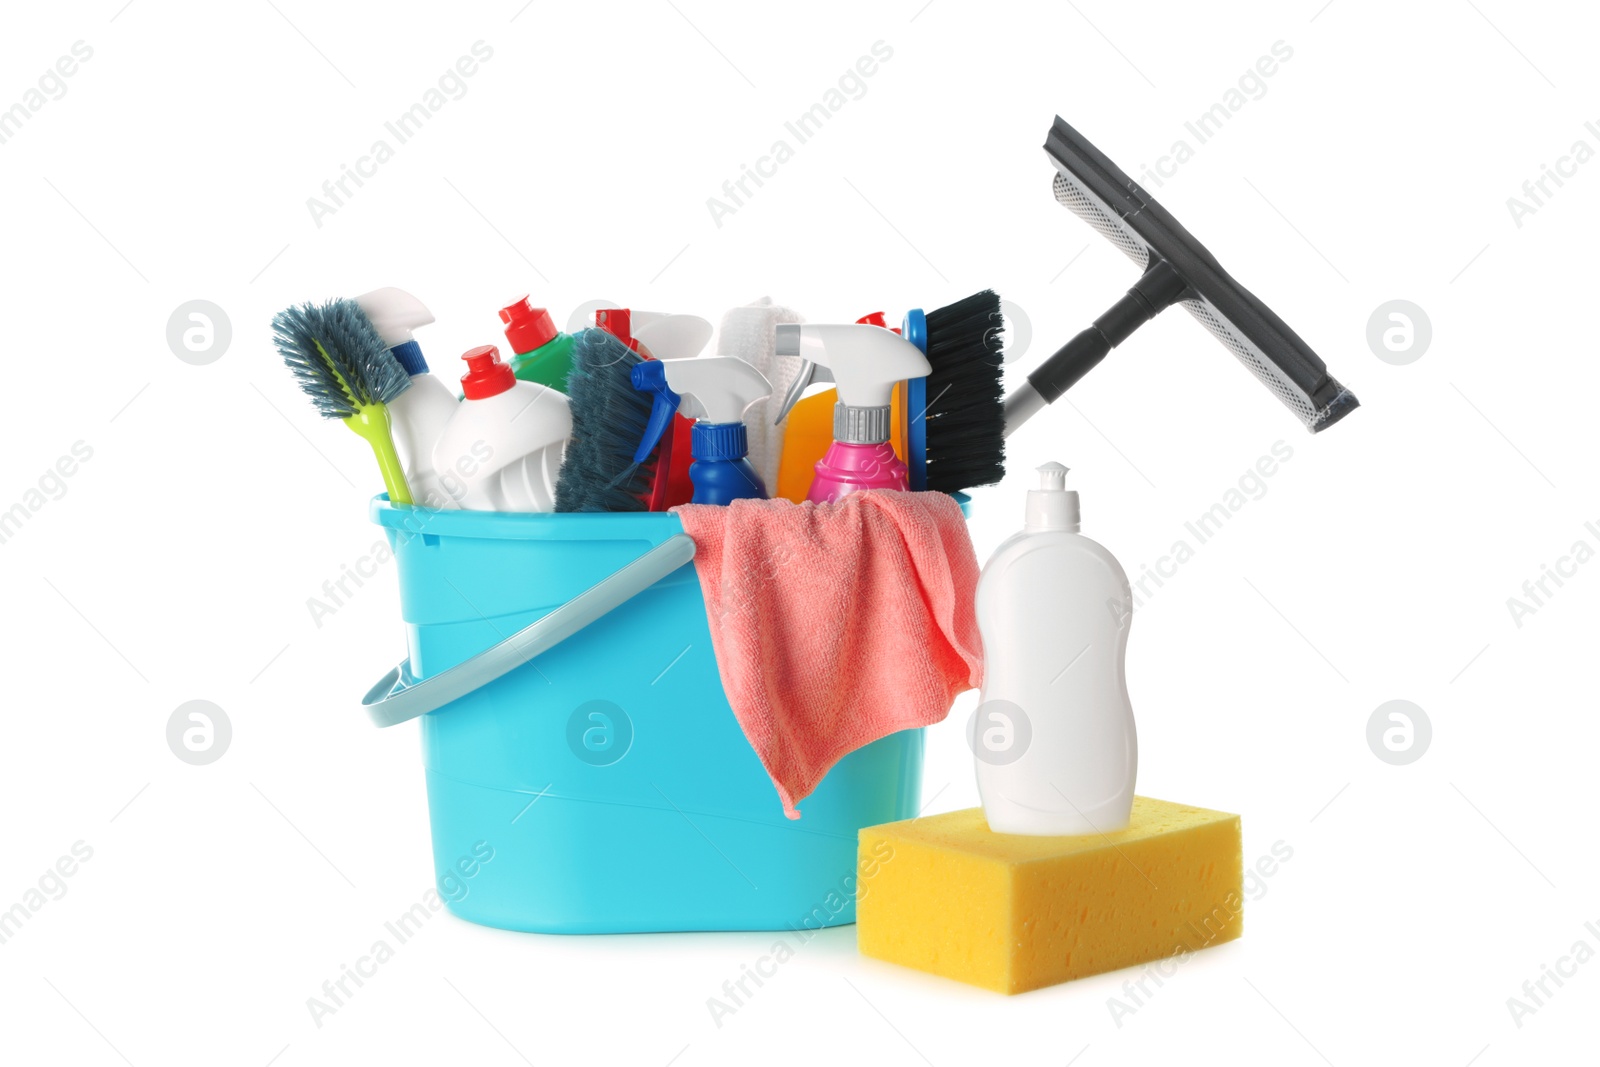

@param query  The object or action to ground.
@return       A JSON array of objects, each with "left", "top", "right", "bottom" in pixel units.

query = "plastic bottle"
[
  {"left": 773, "top": 313, "right": 911, "bottom": 504},
  {"left": 771, "top": 323, "right": 930, "bottom": 503},
  {"left": 431, "top": 345, "right": 573, "bottom": 512},
  {"left": 356, "top": 287, "right": 461, "bottom": 508},
  {"left": 973, "top": 463, "right": 1137, "bottom": 835},
  {"left": 587, "top": 308, "right": 719, "bottom": 510},
  {"left": 631, "top": 356, "right": 772, "bottom": 505},
  {"left": 500, "top": 297, "right": 577, "bottom": 391},
  {"left": 628, "top": 311, "right": 715, "bottom": 509}
]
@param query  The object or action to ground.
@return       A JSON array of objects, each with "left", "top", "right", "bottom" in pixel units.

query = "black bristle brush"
[
  {"left": 271, "top": 299, "right": 416, "bottom": 504},
  {"left": 554, "top": 328, "right": 660, "bottom": 512},
  {"left": 904, "top": 289, "right": 1007, "bottom": 493}
]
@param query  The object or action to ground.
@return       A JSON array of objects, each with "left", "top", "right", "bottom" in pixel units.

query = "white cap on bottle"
[{"left": 1025, "top": 461, "right": 1080, "bottom": 531}]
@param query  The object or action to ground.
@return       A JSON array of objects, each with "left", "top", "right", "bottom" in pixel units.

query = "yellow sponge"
[{"left": 857, "top": 798, "right": 1242, "bottom": 994}]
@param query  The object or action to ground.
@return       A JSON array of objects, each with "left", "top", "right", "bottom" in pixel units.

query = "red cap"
[
  {"left": 855, "top": 311, "right": 902, "bottom": 335},
  {"left": 460, "top": 345, "right": 516, "bottom": 399},
  {"left": 499, "top": 296, "right": 558, "bottom": 354},
  {"left": 595, "top": 308, "right": 639, "bottom": 351}
]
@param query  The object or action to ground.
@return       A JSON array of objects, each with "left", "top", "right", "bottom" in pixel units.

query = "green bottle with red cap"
[{"left": 500, "top": 296, "right": 577, "bottom": 392}]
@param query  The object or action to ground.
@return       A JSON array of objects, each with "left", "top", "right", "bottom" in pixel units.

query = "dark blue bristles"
[
  {"left": 272, "top": 299, "right": 412, "bottom": 420},
  {"left": 555, "top": 329, "right": 657, "bottom": 513}
]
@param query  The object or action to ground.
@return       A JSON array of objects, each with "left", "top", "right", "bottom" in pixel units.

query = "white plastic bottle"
[
  {"left": 432, "top": 345, "right": 572, "bottom": 512},
  {"left": 973, "top": 462, "right": 1137, "bottom": 835},
  {"left": 355, "top": 287, "right": 461, "bottom": 509}
]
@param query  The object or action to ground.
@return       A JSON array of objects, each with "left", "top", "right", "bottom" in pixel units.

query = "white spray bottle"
[
  {"left": 431, "top": 345, "right": 572, "bottom": 512},
  {"left": 973, "top": 463, "right": 1137, "bottom": 835},
  {"left": 631, "top": 356, "right": 772, "bottom": 504},
  {"left": 772, "top": 323, "right": 930, "bottom": 502},
  {"left": 355, "top": 287, "right": 461, "bottom": 509}
]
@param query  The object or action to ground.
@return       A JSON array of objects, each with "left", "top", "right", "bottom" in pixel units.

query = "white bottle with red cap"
[{"left": 431, "top": 345, "right": 572, "bottom": 512}]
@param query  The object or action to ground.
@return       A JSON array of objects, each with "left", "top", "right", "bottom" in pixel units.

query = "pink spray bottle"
[{"left": 773, "top": 323, "right": 931, "bottom": 502}]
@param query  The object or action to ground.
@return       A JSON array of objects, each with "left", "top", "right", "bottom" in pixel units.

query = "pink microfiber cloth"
[{"left": 673, "top": 490, "right": 984, "bottom": 818}]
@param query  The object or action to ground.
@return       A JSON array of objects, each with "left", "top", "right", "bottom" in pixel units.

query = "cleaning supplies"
[
  {"left": 1004, "top": 117, "right": 1359, "bottom": 439},
  {"left": 671, "top": 490, "right": 983, "bottom": 818},
  {"left": 714, "top": 297, "right": 805, "bottom": 494},
  {"left": 974, "top": 462, "right": 1135, "bottom": 835},
  {"left": 901, "top": 291, "right": 1007, "bottom": 493},
  {"left": 588, "top": 309, "right": 681, "bottom": 510},
  {"left": 774, "top": 302, "right": 1001, "bottom": 498},
  {"left": 356, "top": 287, "right": 461, "bottom": 509},
  {"left": 630, "top": 356, "right": 773, "bottom": 505},
  {"left": 272, "top": 298, "right": 416, "bottom": 505},
  {"left": 774, "top": 313, "right": 901, "bottom": 504},
  {"left": 431, "top": 345, "right": 571, "bottom": 512},
  {"left": 554, "top": 328, "right": 658, "bottom": 513},
  {"left": 362, "top": 500, "right": 925, "bottom": 933},
  {"left": 857, "top": 799, "right": 1243, "bottom": 994},
  {"left": 594, "top": 307, "right": 642, "bottom": 351},
  {"left": 774, "top": 388, "right": 841, "bottom": 504},
  {"left": 593, "top": 307, "right": 716, "bottom": 359},
  {"left": 772, "top": 323, "right": 931, "bottom": 502},
  {"left": 500, "top": 296, "right": 577, "bottom": 391},
  {"left": 630, "top": 311, "right": 715, "bottom": 509}
]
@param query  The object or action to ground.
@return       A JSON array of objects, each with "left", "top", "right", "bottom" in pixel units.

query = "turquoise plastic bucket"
[{"left": 366, "top": 499, "right": 924, "bottom": 934}]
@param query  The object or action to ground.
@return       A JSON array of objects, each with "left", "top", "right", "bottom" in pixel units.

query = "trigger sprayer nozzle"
[
  {"left": 630, "top": 360, "right": 681, "bottom": 464},
  {"left": 770, "top": 322, "right": 929, "bottom": 422},
  {"left": 355, "top": 287, "right": 436, "bottom": 376}
]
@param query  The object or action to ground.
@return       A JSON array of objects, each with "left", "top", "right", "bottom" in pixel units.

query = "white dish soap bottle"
[
  {"left": 432, "top": 345, "right": 572, "bottom": 512},
  {"left": 973, "top": 462, "right": 1136, "bottom": 835}
]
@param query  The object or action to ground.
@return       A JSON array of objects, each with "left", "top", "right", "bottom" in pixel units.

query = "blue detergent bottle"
[{"left": 631, "top": 357, "right": 773, "bottom": 505}]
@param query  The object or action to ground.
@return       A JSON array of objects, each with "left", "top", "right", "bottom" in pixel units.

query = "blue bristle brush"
[
  {"left": 272, "top": 298, "right": 416, "bottom": 505},
  {"left": 555, "top": 328, "right": 659, "bottom": 512}
]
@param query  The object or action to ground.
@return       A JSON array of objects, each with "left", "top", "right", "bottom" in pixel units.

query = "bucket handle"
[{"left": 360, "top": 533, "right": 697, "bottom": 728}]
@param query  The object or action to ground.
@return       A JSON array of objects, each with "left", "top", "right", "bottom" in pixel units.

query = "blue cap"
[
  {"left": 692, "top": 421, "right": 748, "bottom": 462},
  {"left": 391, "top": 339, "right": 428, "bottom": 377}
]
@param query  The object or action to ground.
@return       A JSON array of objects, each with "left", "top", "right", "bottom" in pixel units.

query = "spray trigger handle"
[
  {"left": 773, "top": 360, "right": 833, "bottom": 425},
  {"left": 630, "top": 360, "right": 682, "bottom": 464},
  {"left": 772, "top": 325, "right": 836, "bottom": 427}
]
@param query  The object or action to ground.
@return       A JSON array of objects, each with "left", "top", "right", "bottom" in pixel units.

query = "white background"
[{"left": 1, "top": 1, "right": 1596, "bottom": 1064}]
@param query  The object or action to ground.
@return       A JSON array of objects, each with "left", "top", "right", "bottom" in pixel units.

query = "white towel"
[{"left": 716, "top": 297, "right": 805, "bottom": 494}]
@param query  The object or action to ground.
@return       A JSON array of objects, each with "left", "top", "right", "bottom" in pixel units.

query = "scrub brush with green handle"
[{"left": 272, "top": 298, "right": 416, "bottom": 505}]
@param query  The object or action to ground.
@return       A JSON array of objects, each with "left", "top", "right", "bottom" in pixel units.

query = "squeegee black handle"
[{"left": 1028, "top": 259, "right": 1188, "bottom": 404}]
